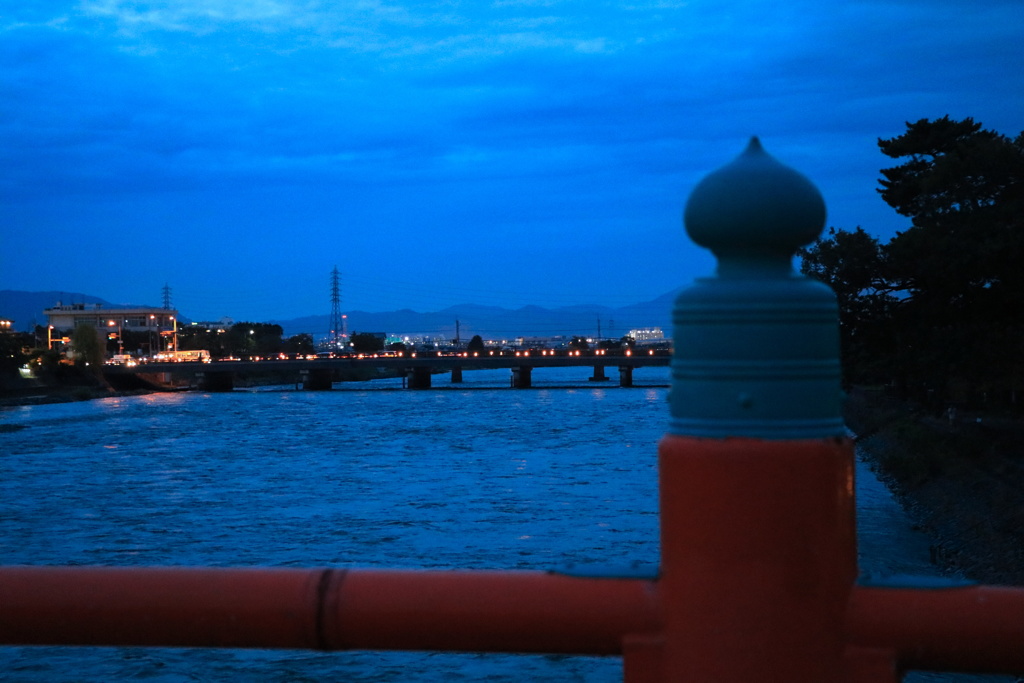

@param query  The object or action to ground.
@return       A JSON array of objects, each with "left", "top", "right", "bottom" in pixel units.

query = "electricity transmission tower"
[
  {"left": 162, "top": 284, "right": 172, "bottom": 310},
  {"left": 329, "top": 267, "right": 343, "bottom": 348}
]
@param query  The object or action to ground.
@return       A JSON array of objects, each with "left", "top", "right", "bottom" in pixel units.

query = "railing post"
[{"left": 654, "top": 138, "right": 858, "bottom": 681}]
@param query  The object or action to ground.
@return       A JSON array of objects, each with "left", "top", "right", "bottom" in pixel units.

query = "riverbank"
[
  {"left": 846, "top": 387, "right": 1024, "bottom": 586},
  {"left": 0, "top": 384, "right": 156, "bottom": 408},
  {"left": 0, "top": 364, "right": 408, "bottom": 408}
]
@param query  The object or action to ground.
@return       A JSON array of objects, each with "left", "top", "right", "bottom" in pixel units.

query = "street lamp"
[{"left": 108, "top": 320, "right": 123, "bottom": 355}]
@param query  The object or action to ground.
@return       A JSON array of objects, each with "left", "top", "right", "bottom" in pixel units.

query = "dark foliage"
[
  {"left": 350, "top": 332, "right": 385, "bottom": 354},
  {"left": 284, "top": 333, "right": 315, "bottom": 355},
  {"left": 800, "top": 116, "right": 1024, "bottom": 407},
  {"left": 568, "top": 336, "right": 589, "bottom": 351}
]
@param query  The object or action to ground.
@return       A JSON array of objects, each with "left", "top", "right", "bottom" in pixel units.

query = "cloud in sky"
[{"left": 2, "top": 0, "right": 1022, "bottom": 325}]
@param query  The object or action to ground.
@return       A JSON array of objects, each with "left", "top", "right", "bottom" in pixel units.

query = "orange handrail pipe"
[
  {"left": 0, "top": 566, "right": 661, "bottom": 655},
  {"left": 847, "top": 585, "right": 1024, "bottom": 674}
]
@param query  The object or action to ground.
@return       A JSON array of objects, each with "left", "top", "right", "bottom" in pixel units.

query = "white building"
[
  {"left": 628, "top": 327, "right": 666, "bottom": 341},
  {"left": 44, "top": 303, "right": 180, "bottom": 355},
  {"left": 44, "top": 303, "right": 179, "bottom": 333}
]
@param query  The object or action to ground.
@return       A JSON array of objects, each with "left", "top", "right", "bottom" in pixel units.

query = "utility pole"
[
  {"left": 455, "top": 319, "right": 461, "bottom": 348},
  {"left": 329, "top": 267, "right": 343, "bottom": 349},
  {"left": 597, "top": 317, "right": 602, "bottom": 342}
]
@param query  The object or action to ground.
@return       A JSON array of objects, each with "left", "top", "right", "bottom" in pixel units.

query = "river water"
[{"left": 0, "top": 367, "right": 1010, "bottom": 681}]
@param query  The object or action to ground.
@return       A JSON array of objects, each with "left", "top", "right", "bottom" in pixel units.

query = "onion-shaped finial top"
[
  {"left": 670, "top": 138, "right": 843, "bottom": 439},
  {"left": 683, "top": 137, "right": 826, "bottom": 276}
]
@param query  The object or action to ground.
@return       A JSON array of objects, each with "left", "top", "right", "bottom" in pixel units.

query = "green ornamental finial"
[
  {"left": 670, "top": 138, "right": 844, "bottom": 439},
  {"left": 684, "top": 137, "right": 827, "bottom": 277}
]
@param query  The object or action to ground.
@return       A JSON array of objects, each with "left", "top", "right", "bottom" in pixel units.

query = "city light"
[{"left": 107, "top": 319, "right": 123, "bottom": 355}]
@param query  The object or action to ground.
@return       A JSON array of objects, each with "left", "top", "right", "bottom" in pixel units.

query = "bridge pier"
[
  {"left": 451, "top": 366, "right": 463, "bottom": 383},
  {"left": 510, "top": 366, "right": 532, "bottom": 389},
  {"left": 618, "top": 366, "right": 633, "bottom": 387},
  {"left": 301, "top": 369, "right": 333, "bottom": 391},
  {"left": 195, "top": 371, "right": 234, "bottom": 392},
  {"left": 407, "top": 367, "right": 432, "bottom": 390},
  {"left": 589, "top": 365, "right": 609, "bottom": 382}
]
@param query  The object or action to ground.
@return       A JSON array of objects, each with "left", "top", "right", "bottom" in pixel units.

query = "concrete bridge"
[{"left": 105, "top": 350, "right": 671, "bottom": 391}]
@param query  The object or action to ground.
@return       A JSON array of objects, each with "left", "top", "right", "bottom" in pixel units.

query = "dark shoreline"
[
  {"left": 846, "top": 387, "right": 1024, "bottom": 586},
  {"left": 0, "top": 385, "right": 156, "bottom": 409}
]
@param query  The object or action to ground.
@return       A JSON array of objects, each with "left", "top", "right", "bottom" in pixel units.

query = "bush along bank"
[{"left": 846, "top": 387, "right": 1024, "bottom": 586}]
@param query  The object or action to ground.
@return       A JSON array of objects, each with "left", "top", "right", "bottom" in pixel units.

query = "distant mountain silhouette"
[
  {"left": 0, "top": 290, "right": 169, "bottom": 332},
  {"left": 274, "top": 290, "right": 679, "bottom": 339},
  {"left": 0, "top": 291, "right": 112, "bottom": 331},
  {"left": 1, "top": 289, "right": 678, "bottom": 339}
]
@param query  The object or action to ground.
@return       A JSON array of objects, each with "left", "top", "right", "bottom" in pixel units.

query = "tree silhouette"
[
  {"left": 70, "top": 324, "right": 104, "bottom": 376},
  {"left": 801, "top": 116, "right": 1024, "bottom": 406},
  {"left": 569, "top": 336, "right": 589, "bottom": 351},
  {"left": 351, "top": 332, "right": 385, "bottom": 353}
]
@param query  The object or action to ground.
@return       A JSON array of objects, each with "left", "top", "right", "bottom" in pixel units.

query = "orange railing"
[{"left": 0, "top": 567, "right": 660, "bottom": 654}]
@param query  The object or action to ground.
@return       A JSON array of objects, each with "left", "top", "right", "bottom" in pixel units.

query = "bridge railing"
[{"left": 4, "top": 139, "right": 1024, "bottom": 682}]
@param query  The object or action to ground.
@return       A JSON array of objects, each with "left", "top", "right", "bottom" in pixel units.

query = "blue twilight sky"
[{"left": 2, "top": 1, "right": 1021, "bottom": 323}]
